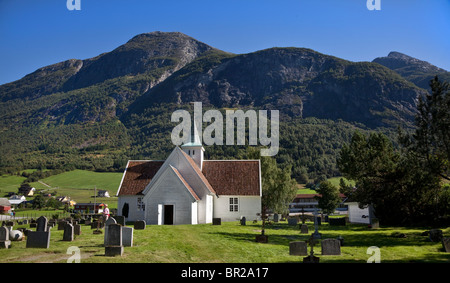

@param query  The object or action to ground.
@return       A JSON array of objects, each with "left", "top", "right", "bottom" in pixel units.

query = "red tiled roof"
[
  {"left": 117, "top": 161, "right": 164, "bottom": 196},
  {"left": 202, "top": 160, "right": 261, "bottom": 196},
  {"left": 117, "top": 159, "right": 261, "bottom": 197}
]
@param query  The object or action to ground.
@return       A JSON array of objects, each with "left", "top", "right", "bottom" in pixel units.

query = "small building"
[
  {"left": 345, "top": 202, "right": 370, "bottom": 224},
  {"left": 0, "top": 198, "right": 12, "bottom": 214},
  {"left": 290, "top": 193, "right": 347, "bottom": 213},
  {"left": 73, "top": 203, "right": 105, "bottom": 214},
  {"left": 18, "top": 186, "right": 35, "bottom": 196},
  {"left": 9, "top": 195, "right": 26, "bottom": 208},
  {"left": 97, "top": 190, "right": 110, "bottom": 198}
]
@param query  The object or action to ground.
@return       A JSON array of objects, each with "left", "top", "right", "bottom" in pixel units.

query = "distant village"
[{"left": 0, "top": 183, "right": 111, "bottom": 216}]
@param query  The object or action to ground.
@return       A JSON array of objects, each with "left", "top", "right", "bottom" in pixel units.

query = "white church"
[{"left": 115, "top": 132, "right": 262, "bottom": 225}]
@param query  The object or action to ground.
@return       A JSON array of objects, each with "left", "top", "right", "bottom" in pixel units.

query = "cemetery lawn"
[{"left": 1, "top": 220, "right": 449, "bottom": 263}]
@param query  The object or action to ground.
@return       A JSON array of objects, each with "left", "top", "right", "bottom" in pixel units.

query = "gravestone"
[
  {"left": 429, "top": 229, "right": 443, "bottom": 242},
  {"left": 289, "top": 241, "right": 308, "bottom": 256},
  {"left": 10, "top": 230, "right": 23, "bottom": 241},
  {"left": 370, "top": 218, "right": 379, "bottom": 229},
  {"left": 134, "top": 220, "right": 146, "bottom": 230},
  {"left": 300, "top": 224, "right": 309, "bottom": 234},
  {"left": 315, "top": 217, "right": 321, "bottom": 225},
  {"left": 303, "top": 236, "right": 319, "bottom": 263},
  {"left": 273, "top": 214, "right": 279, "bottom": 223},
  {"left": 114, "top": 216, "right": 126, "bottom": 226},
  {"left": 0, "top": 226, "right": 11, "bottom": 249},
  {"left": 26, "top": 230, "right": 50, "bottom": 249},
  {"left": 321, "top": 238, "right": 341, "bottom": 255},
  {"left": 63, "top": 223, "right": 74, "bottom": 241},
  {"left": 74, "top": 224, "right": 82, "bottom": 236},
  {"left": 288, "top": 218, "right": 298, "bottom": 226},
  {"left": 255, "top": 234, "right": 268, "bottom": 243},
  {"left": 212, "top": 218, "right": 221, "bottom": 225},
  {"left": 36, "top": 216, "right": 48, "bottom": 232},
  {"left": 104, "top": 217, "right": 117, "bottom": 243},
  {"left": 329, "top": 217, "right": 346, "bottom": 226},
  {"left": 442, "top": 238, "right": 450, "bottom": 253},
  {"left": 104, "top": 224, "right": 123, "bottom": 256},
  {"left": 58, "top": 221, "right": 67, "bottom": 231},
  {"left": 122, "top": 226, "right": 133, "bottom": 247},
  {"left": 240, "top": 216, "right": 246, "bottom": 226}
]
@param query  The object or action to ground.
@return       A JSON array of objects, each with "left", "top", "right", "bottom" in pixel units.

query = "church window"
[
  {"left": 137, "top": 197, "right": 145, "bottom": 211},
  {"left": 229, "top": 197, "right": 239, "bottom": 212}
]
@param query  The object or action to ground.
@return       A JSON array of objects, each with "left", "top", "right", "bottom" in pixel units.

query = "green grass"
[
  {"left": 1, "top": 220, "right": 448, "bottom": 263},
  {"left": 0, "top": 170, "right": 123, "bottom": 210}
]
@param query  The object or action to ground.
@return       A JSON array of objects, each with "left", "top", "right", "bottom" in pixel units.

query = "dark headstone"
[
  {"left": 114, "top": 216, "right": 126, "bottom": 226},
  {"left": 212, "top": 218, "right": 221, "bottom": 225},
  {"left": 300, "top": 224, "right": 309, "bottom": 234},
  {"left": 0, "top": 226, "right": 11, "bottom": 249},
  {"left": 289, "top": 241, "right": 308, "bottom": 256},
  {"left": 134, "top": 220, "right": 146, "bottom": 230},
  {"left": 321, "top": 238, "right": 341, "bottom": 255},
  {"left": 429, "top": 229, "right": 443, "bottom": 242},
  {"left": 329, "top": 217, "right": 346, "bottom": 226},
  {"left": 255, "top": 235, "right": 268, "bottom": 243},
  {"left": 74, "top": 224, "right": 82, "bottom": 236},
  {"left": 26, "top": 231, "right": 50, "bottom": 248},
  {"left": 442, "top": 237, "right": 450, "bottom": 253},
  {"left": 36, "top": 216, "right": 48, "bottom": 232},
  {"left": 63, "top": 223, "right": 74, "bottom": 241}
]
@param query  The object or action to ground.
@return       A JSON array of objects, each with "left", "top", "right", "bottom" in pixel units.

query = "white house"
[
  {"left": 346, "top": 202, "right": 370, "bottom": 224},
  {"left": 115, "top": 135, "right": 262, "bottom": 225}
]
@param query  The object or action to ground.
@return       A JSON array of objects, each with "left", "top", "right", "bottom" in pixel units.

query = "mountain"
[
  {"left": 136, "top": 47, "right": 425, "bottom": 128},
  {"left": 373, "top": 51, "right": 450, "bottom": 90},
  {"left": 0, "top": 32, "right": 445, "bottom": 181}
]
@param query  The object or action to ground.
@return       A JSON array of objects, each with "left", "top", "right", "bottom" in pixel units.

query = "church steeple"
[{"left": 181, "top": 121, "right": 205, "bottom": 170}]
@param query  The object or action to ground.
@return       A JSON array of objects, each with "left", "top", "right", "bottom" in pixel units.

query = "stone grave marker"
[
  {"left": 63, "top": 223, "right": 74, "bottom": 241},
  {"left": 300, "top": 224, "right": 308, "bottom": 234},
  {"left": 240, "top": 216, "right": 246, "bottom": 226},
  {"left": 134, "top": 220, "right": 146, "bottom": 230},
  {"left": 104, "top": 217, "right": 117, "bottom": 244},
  {"left": 26, "top": 230, "right": 50, "bottom": 249},
  {"left": 321, "top": 238, "right": 341, "bottom": 255},
  {"left": 122, "top": 226, "right": 133, "bottom": 247},
  {"left": 213, "top": 218, "right": 221, "bottom": 225},
  {"left": 442, "top": 238, "right": 450, "bottom": 253},
  {"left": 288, "top": 217, "right": 298, "bottom": 226},
  {"left": 429, "top": 229, "right": 443, "bottom": 242},
  {"left": 58, "top": 220, "right": 67, "bottom": 231},
  {"left": 74, "top": 224, "right": 82, "bottom": 236},
  {"left": 289, "top": 241, "right": 308, "bottom": 256},
  {"left": 0, "top": 226, "right": 11, "bottom": 249},
  {"left": 10, "top": 230, "right": 23, "bottom": 241},
  {"left": 36, "top": 216, "right": 48, "bottom": 232},
  {"left": 104, "top": 224, "right": 123, "bottom": 256},
  {"left": 273, "top": 214, "right": 279, "bottom": 223},
  {"left": 114, "top": 216, "right": 125, "bottom": 226}
]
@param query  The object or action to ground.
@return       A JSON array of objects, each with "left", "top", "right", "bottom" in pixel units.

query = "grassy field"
[
  {"left": 0, "top": 170, "right": 123, "bottom": 210},
  {"left": 1, "top": 220, "right": 448, "bottom": 263}
]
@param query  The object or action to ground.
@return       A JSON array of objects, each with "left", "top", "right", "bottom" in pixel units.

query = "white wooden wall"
[{"left": 213, "top": 195, "right": 261, "bottom": 222}]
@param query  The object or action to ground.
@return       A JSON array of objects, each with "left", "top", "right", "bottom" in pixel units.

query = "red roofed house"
[{"left": 116, "top": 131, "right": 262, "bottom": 225}]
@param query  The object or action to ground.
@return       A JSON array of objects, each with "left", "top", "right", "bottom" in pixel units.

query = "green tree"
[
  {"left": 405, "top": 76, "right": 450, "bottom": 181},
  {"left": 32, "top": 194, "right": 46, "bottom": 209},
  {"left": 315, "top": 181, "right": 341, "bottom": 215}
]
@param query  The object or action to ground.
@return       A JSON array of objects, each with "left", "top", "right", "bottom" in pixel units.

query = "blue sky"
[{"left": 0, "top": 0, "right": 449, "bottom": 85}]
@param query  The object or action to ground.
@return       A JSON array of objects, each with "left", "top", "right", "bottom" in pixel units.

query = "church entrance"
[{"left": 164, "top": 205, "right": 174, "bottom": 225}]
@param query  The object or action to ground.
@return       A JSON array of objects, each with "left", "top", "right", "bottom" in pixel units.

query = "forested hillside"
[{"left": 1, "top": 32, "right": 447, "bottom": 183}]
